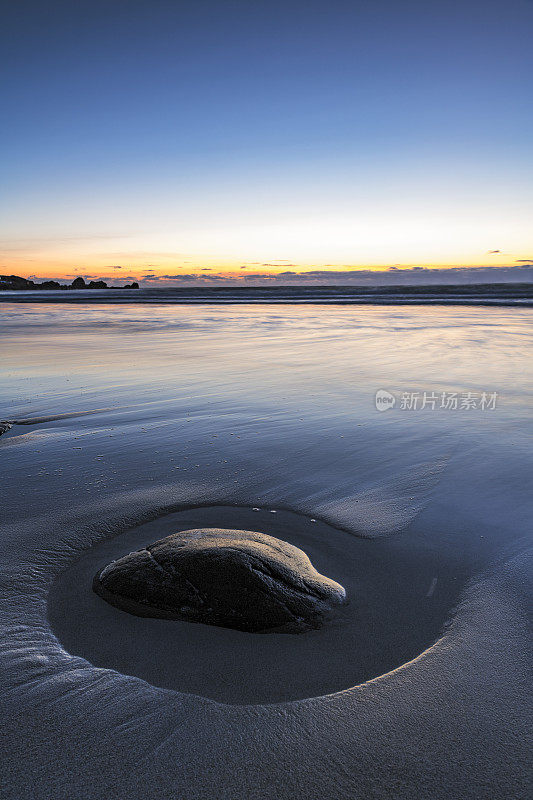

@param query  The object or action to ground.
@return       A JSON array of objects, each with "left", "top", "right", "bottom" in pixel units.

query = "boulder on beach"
[{"left": 93, "top": 528, "right": 347, "bottom": 633}]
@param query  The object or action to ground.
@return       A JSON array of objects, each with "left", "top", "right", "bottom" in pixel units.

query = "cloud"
[
  {"left": 487, "top": 250, "right": 501, "bottom": 254},
  {"left": 141, "top": 273, "right": 243, "bottom": 285},
  {"left": 256, "top": 264, "right": 533, "bottom": 285},
  {"left": 261, "top": 262, "right": 299, "bottom": 267},
  {"left": 114, "top": 263, "right": 533, "bottom": 288}
]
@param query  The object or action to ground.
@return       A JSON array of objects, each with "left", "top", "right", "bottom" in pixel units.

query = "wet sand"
[{"left": 1, "top": 302, "right": 531, "bottom": 798}]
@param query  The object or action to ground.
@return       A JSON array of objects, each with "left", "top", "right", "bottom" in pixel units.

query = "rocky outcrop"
[
  {"left": 93, "top": 528, "right": 347, "bottom": 633},
  {"left": 71, "top": 277, "right": 86, "bottom": 289},
  {"left": 0, "top": 274, "right": 135, "bottom": 290}
]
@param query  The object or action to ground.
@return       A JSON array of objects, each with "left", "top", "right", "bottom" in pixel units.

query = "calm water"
[
  {"left": 1, "top": 302, "right": 531, "bottom": 542},
  {"left": 2, "top": 301, "right": 532, "bottom": 415}
]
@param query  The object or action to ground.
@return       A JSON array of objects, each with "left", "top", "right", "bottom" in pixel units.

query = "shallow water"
[
  {"left": 1, "top": 302, "right": 532, "bottom": 798},
  {"left": 2, "top": 302, "right": 531, "bottom": 536}
]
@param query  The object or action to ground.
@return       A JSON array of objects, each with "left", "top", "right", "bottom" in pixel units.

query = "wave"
[{"left": 1, "top": 283, "right": 532, "bottom": 306}]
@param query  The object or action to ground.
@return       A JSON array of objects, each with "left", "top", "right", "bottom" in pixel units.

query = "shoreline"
[
  {"left": 1, "top": 282, "right": 532, "bottom": 307},
  {"left": 1, "top": 296, "right": 532, "bottom": 306}
]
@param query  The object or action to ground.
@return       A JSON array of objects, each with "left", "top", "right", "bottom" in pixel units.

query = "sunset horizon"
[
  {"left": 3, "top": 261, "right": 533, "bottom": 288},
  {"left": 2, "top": 2, "right": 532, "bottom": 288}
]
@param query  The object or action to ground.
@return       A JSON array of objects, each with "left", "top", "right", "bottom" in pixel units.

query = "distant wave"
[{"left": 0, "top": 283, "right": 532, "bottom": 306}]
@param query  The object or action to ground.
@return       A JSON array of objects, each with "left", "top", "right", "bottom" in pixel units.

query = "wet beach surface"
[{"left": 1, "top": 302, "right": 531, "bottom": 799}]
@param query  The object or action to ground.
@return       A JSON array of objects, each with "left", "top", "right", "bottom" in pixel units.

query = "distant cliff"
[{"left": 0, "top": 275, "right": 139, "bottom": 290}]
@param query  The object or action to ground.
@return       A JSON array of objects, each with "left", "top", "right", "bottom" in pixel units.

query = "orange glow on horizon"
[{"left": 2, "top": 255, "right": 531, "bottom": 285}]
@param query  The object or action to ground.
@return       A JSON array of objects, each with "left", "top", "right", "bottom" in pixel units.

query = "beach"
[{"left": 1, "top": 300, "right": 532, "bottom": 798}]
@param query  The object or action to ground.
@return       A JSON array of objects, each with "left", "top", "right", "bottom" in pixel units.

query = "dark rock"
[
  {"left": 0, "top": 273, "right": 114, "bottom": 291},
  {"left": 0, "top": 274, "right": 36, "bottom": 290},
  {"left": 0, "top": 421, "right": 12, "bottom": 437},
  {"left": 93, "top": 528, "right": 347, "bottom": 633}
]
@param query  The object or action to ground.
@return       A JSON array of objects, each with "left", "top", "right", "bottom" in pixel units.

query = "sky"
[{"left": 1, "top": 0, "right": 532, "bottom": 286}]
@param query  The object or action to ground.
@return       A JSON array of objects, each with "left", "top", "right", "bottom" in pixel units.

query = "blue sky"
[{"left": 1, "top": 0, "right": 532, "bottom": 284}]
